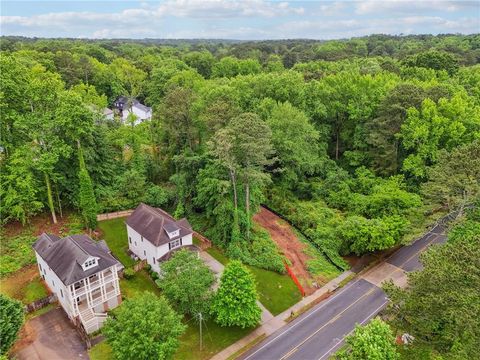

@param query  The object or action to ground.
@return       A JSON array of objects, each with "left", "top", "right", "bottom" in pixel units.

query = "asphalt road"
[{"left": 240, "top": 224, "right": 448, "bottom": 360}]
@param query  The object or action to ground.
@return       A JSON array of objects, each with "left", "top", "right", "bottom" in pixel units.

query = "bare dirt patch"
[
  {"left": 0, "top": 265, "right": 49, "bottom": 301},
  {"left": 3, "top": 211, "right": 77, "bottom": 238},
  {"left": 254, "top": 207, "right": 316, "bottom": 295}
]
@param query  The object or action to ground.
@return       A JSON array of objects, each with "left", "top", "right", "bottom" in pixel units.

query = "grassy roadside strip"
[{"left": 226, "top": 334, "right": 267, "bottom": 360}]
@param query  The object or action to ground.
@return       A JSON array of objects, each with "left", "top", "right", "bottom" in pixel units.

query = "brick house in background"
[
  {"left": 126, "top": 203, "right": 198, "bottom": 273},
  {"left": 32, "top": 234, "right": 123, "bottom": 333}
]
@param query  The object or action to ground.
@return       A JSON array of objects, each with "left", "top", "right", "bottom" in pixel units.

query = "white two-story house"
[
  {"left": 113, "top": 96, "right": 152, "bottom": 125},
  {"left": 33, "top": 234, "right": 123, "bottom": 334},
  {"left": 126, "top": 203, "right": 196, "bottom": 273}
]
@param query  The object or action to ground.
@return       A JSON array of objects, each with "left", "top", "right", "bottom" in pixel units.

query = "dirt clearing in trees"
[{"left": 253, "top": 206, "right": 316, "bottom": 295}]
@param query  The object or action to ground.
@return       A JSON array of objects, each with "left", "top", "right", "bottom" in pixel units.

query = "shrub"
[
  {"left": 123, "top": 268, "right": 135, "bottom": 279},
  {"left": 150, "top": 271, "right": 159, "bottom": 281},
  {"left": 144, "top": 264, "right": 152, "bottom": 272},
  {"left": 339, "top": 215, "right": 408, "bottom": 255},
  {"left": 0, "top": 294, "right": 24, "bottom": 355},
  {"left": 226, "top": 227, "right": 285, "bottom": 273},
  {"left": 0, "top": 234, "right": 36, "bottom": 277}
]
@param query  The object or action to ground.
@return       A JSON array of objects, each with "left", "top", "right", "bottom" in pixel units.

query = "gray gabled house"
[{"left": 33, "top": 234, "right": 123, "bottom": 333}]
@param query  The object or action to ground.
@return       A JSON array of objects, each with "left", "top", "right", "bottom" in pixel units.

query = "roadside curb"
[{"left": 210, "top": 270, "right": 354, "bottom": 360}]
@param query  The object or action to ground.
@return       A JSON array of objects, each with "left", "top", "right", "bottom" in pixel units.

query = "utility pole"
[{"left": 199, "top": 312, "right": 203, "bottom": 351}]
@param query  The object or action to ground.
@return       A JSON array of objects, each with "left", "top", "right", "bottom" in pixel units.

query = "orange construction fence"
[{"left": 285, "top": 262, "right": 306, "bottom": 297}]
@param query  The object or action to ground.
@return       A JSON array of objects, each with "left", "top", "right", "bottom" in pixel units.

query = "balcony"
[
  {"left": 77, "top": 284, "right": 119, "bottom": 310},
  {"left": 72, "top": 271, "right": 116, "bottom": 298}
]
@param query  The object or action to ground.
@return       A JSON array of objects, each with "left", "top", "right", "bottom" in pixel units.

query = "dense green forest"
[
  {"left": 1, "top": 33, "right": 480, "bottom": 359},
  {"left": 1, "top": 34, "right": 479, "bottom": 267}
]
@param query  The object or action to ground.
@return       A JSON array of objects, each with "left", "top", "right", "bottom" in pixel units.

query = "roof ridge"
[
  {"left": 67, "top": 235, "right": 91, "bottom": 258},
  {"left": 141, "top": 203, "right": 166, "bottom": 223}
]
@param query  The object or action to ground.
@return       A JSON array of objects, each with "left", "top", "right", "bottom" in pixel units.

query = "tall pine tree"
[{"left": 78, "top": 142, "right": 98, "bottom": 230}]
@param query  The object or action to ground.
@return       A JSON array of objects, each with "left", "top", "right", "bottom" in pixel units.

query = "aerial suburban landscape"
[{"left": 0, "top": 1, "right": 479, "bottom": 360}]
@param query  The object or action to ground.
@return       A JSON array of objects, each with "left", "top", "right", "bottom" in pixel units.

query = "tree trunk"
[
  {"left": 335, "top": 114, "right": 340, "bottom": 161},
  {"left": 56, "top": 183, "right": 63, "bottom": 219},
  {"left": 230, "top": 169, "right": 238, "bottom": 211},
  {"left": 245, "top": 181, "right": 250, "bottom": 240},
  {"left": 45, "top": 173, "right": 57, "bottom": 224}
]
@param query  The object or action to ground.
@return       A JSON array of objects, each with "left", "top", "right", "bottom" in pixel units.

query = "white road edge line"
[
  {"left": 316, "top": 300, "right": 389, "bottom": 360},
  {"left": 242, "top": 279, "right": 365, "bottom": 360}
]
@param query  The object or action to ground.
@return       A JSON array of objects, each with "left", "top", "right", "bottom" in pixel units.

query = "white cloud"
[
  {"left": 157, "top": 0, "right": 304, "bottom": 19},
  {"left": 319, "top": 2, "right": 347, "bottom": 16},
  {"left": 275, "top": 15, "right": 479, "bottom": 39},
  {"left": 355, "top": 0, "right": 479, "bottom": 15},
  {"left": 0, "top": 0, "right": 477, "bottom": 39},
  {"left": 0, "top": 0, "right": 305, "bottom": 38}
]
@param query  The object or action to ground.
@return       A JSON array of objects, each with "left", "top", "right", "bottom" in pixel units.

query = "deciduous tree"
[
  {"left": 212, "top": 260, "right": 261, "bottom": 328},
  {"left": 0, "top": 294, "right": 24, "bottom": 355},
  {"left": 337, "top": 318, "right": 399, "bottom": 360},
  {"left": 103, "top": 293, "right": 185, "bottom": 360},
  {"left": 156, "top": 249, "right": 215, "bottom": 317}
]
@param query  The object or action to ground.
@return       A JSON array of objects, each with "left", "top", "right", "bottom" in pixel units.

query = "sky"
[{"left": 0, "top": 0, "right": 479, "bottom": 40}]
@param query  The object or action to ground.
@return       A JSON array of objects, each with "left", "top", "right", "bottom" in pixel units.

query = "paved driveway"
[{"left": 14, "top": 307, "right": 88, "bottom": 360}]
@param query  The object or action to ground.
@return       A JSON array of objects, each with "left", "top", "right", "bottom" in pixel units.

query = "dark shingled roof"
[
  {"left": 126, "top": 203, "right": 193, "bottom": 247},
  {"left": 33, "top": 234, "right": 122, "bottom": 286},
  {"left": 157, "top": 245, "right": 200, "bottom": 262},
  {"left": 113, "top": 96, "right": 151, "bottom": 113}
]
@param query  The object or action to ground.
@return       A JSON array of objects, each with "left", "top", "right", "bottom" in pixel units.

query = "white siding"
[
  {"left": 127, "top": 225, "right": 194, "bottom": 274},
  {"left": 122, "top": 105, "right": 152, "bottom": 124},
  {"left": 35, "top": 252, "right": 74, "bottom": 318},
  {"left": 127, "top": 225, "right": 161, "bottom": 272}
]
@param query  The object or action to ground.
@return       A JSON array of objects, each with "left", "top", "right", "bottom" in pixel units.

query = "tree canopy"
[
  {"left": 103, "top": 292, "right": 186, "bottom": 360},
  {"left": 156, "top": 249, "right": 215, "bottom": 317}
]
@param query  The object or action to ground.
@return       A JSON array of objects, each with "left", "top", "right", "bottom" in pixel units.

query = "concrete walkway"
[
  {"left": 199, "top": 250, "right": 274, "bottom": 322},
  {"left": 210, "top": 270, "right": 354, "bottom": 360}
]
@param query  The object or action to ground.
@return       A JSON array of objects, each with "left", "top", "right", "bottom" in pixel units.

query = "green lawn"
[
  {"left": 248, "top": 266, "right": 301, "bottom": 315},
  {"left": 119, "top": 270, "right": 161, "bottom": 298},
  {"left": 88, "top": 341, "right": 113, "bottom": 360},
  {"left": 207, "top": 246, "right": 302, "bottom": 316},
  {"left": 98, "top": 218, "right": 134, "bottom": 267},
  {"left": 23, "top": 278, "right": 49, "bottom": 304},
  {"left": 206, "top": 246, "right": 230, "bottom": 265},
  {"left": 88, "top": 317, "right": 254, "bottom": 360},
  {"left": 0, "top": 269, "right": 48, "bottom": 305},
  {"left": 176, "top": 318, "right": 254, "bottom": 360}
]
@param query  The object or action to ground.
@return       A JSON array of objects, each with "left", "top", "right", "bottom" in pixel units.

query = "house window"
[
  {"left": 60, "top": 289, "right": 63, "bottom": 298},
  {"left": 52, "top": 279, "right": 55, "bottom": 287},
  {"left": 169, "top": 238, "right": 182, "bottom": 250},
  {"left": 141, "top": 236, "right": 143, "bottom": 242},
  {"left": 135, "top": 242, "right": 137, "bottom": 246},
  {"left": 129, "top": 236, "right": 131, "bottom": 244},
  {"left": 153, "top": 258, "right": 156, "bottom": 264},
  {"left": 39, "top": 263, "right": 42, "bottom": 271},
  {"left": 84, "top": 259, "right": 97, "bottom": 269},
  {"left": 144, "top": 250, "right": 146, "bottom": 256}
]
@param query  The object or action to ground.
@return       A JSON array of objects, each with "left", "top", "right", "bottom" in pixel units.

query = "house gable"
[{"left": 125, "top": 203, "right": 193, "bottom": 248}]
